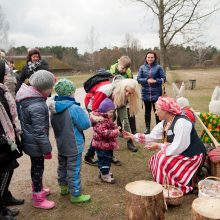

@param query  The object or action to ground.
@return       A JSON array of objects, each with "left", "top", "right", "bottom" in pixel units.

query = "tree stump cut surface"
[
  {"left": 125, "top": 180, "right": 166, "bottom": 220},
  {"left": 192, "top": 198, "right": 220, "bottom": 220}
]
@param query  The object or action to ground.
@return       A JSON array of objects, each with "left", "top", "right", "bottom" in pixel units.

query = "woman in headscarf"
[{"left": 123, "top": 96, "right": 206, "bottom": 194}]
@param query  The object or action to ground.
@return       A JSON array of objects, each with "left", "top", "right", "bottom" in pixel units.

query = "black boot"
[
  {"left": 127, "top": 109, "right": 137, "bottom": 134},
  {"left": 0, "top": 207, "right": 17, "bottom": 220},
  {"left": 1, "top": 191, "right": 25, "bottom": 206},
  {"left": 128, "top": 115, "right": 137, "bottom": 134},
  {"left": 2, "top": 207, "right": 19, "bottom": 217},
  {"left": 127, "top": 140, "right": 138, "bottom": 152}
]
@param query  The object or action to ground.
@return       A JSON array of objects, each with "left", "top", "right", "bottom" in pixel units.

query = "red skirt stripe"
[{"left": 148, "top": 151, "right": 203, "bottom": 194}]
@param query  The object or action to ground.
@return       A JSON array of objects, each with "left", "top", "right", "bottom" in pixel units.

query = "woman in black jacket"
[
  {"left": 15, "top": 48, "right": 49, "bottom": 92},
  {"left": 0, "top": 60, "right": 24, "bottom": 220}
]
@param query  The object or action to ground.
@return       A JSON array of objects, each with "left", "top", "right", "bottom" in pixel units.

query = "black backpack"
[{"left": 83, "top": 69, "right": 113, "bottom": 93}]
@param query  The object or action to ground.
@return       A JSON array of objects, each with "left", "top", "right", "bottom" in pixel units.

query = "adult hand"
[
  {"left": 144, "top": 142, "right": 159, "bottom": 151},
  {"left": 44, "top": 152, "right": 52, "bottom": 160},
  {"left": 122, "top": 130, "right": 134, "bottom": 140},
  {"left": 147, "top": 78, "right": 156, "bottom": 84}
]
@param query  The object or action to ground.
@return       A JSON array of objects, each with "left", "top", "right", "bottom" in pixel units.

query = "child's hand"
[
  {"left": 44, "top": 152, "right": 52, "bottom": 160},
  {"left": 122, "top": 130, "right": 134, "bottom": 140}
]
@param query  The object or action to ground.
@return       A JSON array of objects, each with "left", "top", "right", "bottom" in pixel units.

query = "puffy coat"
[
  {"left": 137, "top": 62, "right": 166, "bottom": 102},
  {"left": 49, "top": 96, "right": 91, "bottom": 156},
  {"left": 91, "top": 111, "right": 119, "bottom": 150},
  {"left": 16, "top": 84, "right": 52, "bottom": 157}
]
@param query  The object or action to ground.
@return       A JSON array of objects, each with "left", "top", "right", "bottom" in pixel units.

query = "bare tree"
[
  {"left": 0, "top": 5, "right": 10, "bottom": 51},
  {"left": 86, "top": 26, "right": 99, "bottom": 72},
  {"left": 192, "top": 41, "right": 212, "bottom": 67},
  {"left": 122, "top": 33, "right": 143, "bottom": 70},
  {"left": 132, "top": 0, "right": 219, "bottom": 71}
]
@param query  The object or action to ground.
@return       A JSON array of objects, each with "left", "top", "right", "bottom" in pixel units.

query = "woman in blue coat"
[{"left": 137, "top": 51, "right": 166, "bottom": 134}]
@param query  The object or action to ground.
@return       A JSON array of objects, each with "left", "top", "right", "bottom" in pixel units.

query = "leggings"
[{"left": 30, "top": 156, "right": 44, "bottom": 192}]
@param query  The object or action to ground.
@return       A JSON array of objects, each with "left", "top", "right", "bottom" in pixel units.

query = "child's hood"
[
  {"left": 90, "top": 111, "right": 109, "bottom": 125},
  {"left": 49, "top": 96, "right": 80, "bottom": 114},
  {"left": 16, "top": 83, "right": 44, "bottom": 102}
]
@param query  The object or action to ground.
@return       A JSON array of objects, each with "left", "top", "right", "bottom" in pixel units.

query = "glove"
[{"left": 44, "top": 152, "right": 52, "bottom": 160}]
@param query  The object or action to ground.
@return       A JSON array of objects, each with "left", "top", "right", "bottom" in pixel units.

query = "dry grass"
[{"left": 11, "top": 68, "right": 220, "bottom": 220}]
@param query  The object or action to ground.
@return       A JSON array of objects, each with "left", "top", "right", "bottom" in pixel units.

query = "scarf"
[
  {"left": 0, "top": 83, "right": 17, "bottom": 124},
  {"left": 0, "top": 83, "right": 19, "bottom": 151},
  {"left": 156, "top": 96, "right": 182, "bottom": 115},
  {"left": 28, "top": 60, "right": 42, "bottom": 72}
]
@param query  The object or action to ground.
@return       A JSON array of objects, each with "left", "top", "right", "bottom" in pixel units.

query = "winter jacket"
[
  {"left": 137, "top": 62, "right": 166, "bottom": 102},
  {"left": 84, "top": 81, "right": 113, "bottom": 111},
  {"left": 49, "top": 96, "right": 91, "bottom": 156},
  {"left": 16, "top": 60, "right": 49, "bottom": 93},
  {"left": 90, "top": 111, "right": 119, "bottom": 150},
  {"left": 16, "top": 84, "right": 52, "bottom": 157},
  {"left": 108, "top": 62, "right": 133, "bottom": 78}
]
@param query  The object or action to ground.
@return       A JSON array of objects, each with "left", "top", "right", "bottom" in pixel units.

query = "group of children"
[{"left": 15, "top": 70, "right": 122, "bottom": 210}]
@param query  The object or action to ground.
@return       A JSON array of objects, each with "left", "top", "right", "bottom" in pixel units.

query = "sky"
[{"left": 1, "top": 0, "right": 220, "bottom": 54}]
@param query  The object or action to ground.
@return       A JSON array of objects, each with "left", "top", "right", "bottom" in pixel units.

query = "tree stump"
[
  {"left": 192, "top": 198, "right": 220, "bottom": 220},
  {"left": 125, "top": 180, "right": 166, "bottom": 220}
]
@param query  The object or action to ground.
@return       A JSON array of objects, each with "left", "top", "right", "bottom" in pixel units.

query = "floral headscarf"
[{"left": 156, "top": 96, "right": 182, "bottom": 115}]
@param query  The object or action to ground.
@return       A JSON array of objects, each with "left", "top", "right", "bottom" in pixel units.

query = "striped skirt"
[{"left": 149, "top": 150, "right": 203, "bottom": 194}]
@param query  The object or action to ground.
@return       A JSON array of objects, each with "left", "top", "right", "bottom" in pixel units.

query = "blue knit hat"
[{"left": 99, "top": 98, "right": 116, "bottom": 113}]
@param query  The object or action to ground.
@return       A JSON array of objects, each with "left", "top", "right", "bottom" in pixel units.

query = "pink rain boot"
[
  {"left": 42, "top": 187, "right": 50, "bottom": 196},
  {"left": 32, "top": 184, "right": 50, "bottom": 196},
  {"left": 32, "top": 191, "right": 55, "bottom": 209}
]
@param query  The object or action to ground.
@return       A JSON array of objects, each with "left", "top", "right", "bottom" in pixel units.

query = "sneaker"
[
  {"left": 70, "top": 194, "right": 91, "bottom": 203},
  {"left": 98, "top": 172, "right": 113, "bottom": 178},
  {"left": 84, "top": 157, "right": 98, "bottom": 166},
  {"left": 111, "top": 157, "right": 122, "bottom": 166},
  {"left": 101, "top": 174, "right": 115, "bottom": 184},
  {"left": 60, "top": 185, "right": 69, "bottom": 196}
]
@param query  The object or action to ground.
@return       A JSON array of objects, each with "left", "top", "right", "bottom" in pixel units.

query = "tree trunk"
[
  {"left": 158, "top": 0, "right": 166, "bottom": 73},
  {"left": 125, "top": 180, "right": 166, "bottom": 220},
  {"left": 192, "top": 198, "right": 220, "bottom": 220}
]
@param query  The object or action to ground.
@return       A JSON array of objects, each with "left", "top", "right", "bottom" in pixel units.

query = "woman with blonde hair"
[
  {"left": 84, "top": 76, "right": 141, "bottom": 166},
  {"left": 112, "top": 78, "right": 140, "bottom": 117}
]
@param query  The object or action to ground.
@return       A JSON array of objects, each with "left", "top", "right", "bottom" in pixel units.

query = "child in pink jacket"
[{"left": 90, "top": 98, "right": 120, "bottom": 184}]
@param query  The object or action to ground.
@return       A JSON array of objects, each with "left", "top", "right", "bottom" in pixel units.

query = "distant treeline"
[{"left": 7, "top": 45, "right": 220, "bottom": 72}]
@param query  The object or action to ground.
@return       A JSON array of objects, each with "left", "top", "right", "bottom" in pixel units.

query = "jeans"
[{"left": 96, "top": 149, "right": 113, "bottom": 175}]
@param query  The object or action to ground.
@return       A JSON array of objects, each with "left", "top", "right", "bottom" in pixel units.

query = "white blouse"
[{"left": 134, "top": 118, "right": 192, "bottom": 156}]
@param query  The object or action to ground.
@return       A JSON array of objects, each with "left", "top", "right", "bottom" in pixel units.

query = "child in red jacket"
[{"left": 90, "top": 98, "right": 120, "bottom": 184}]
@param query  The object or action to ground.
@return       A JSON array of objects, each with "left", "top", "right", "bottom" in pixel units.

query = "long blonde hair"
[{"left": 112, "top": 79, "right": 140, "bottom": 116}]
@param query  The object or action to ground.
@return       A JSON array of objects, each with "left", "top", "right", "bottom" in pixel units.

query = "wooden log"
[
  {"left": 125, "top": 180, "right": 166, "bottom": 220},
  {"left": 192, "top": 198, "right": 220, "bottom": 220}
]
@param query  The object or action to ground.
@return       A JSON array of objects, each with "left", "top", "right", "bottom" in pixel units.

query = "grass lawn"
[{"left": 14, "top": 68, "right": 220, "bottom": 220}]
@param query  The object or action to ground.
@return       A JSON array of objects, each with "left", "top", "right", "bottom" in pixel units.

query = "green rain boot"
[
  {"left": 70, "top": 194, "right": 91, "bottom": 203},
  {"left": 60, "top": 185, "right": 69, "bottom": 196}
]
